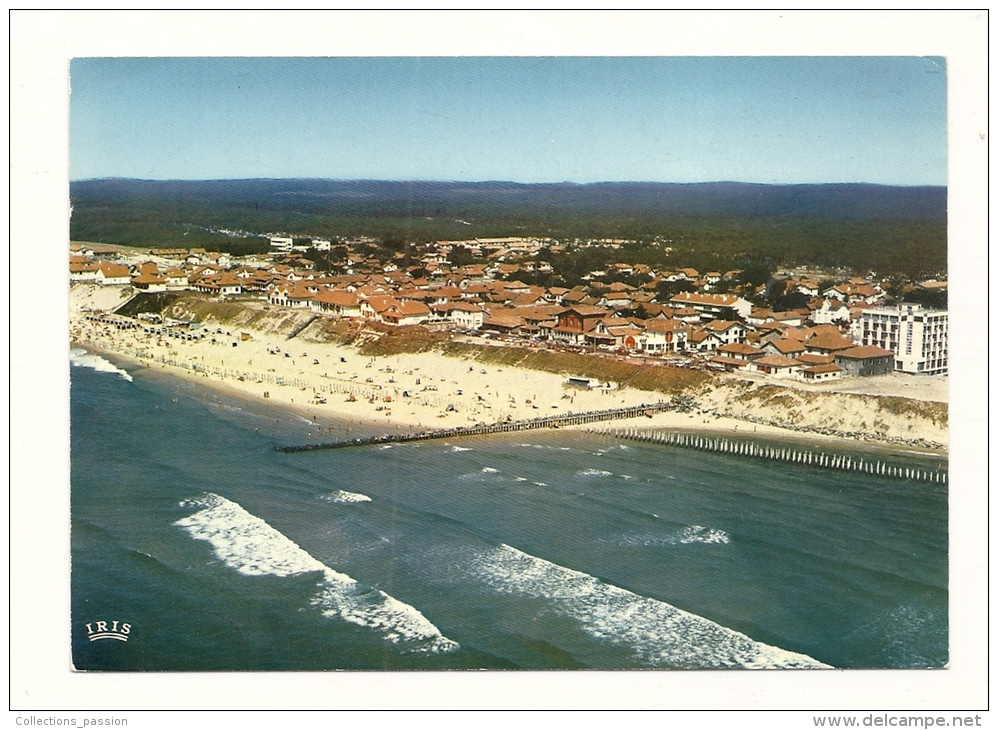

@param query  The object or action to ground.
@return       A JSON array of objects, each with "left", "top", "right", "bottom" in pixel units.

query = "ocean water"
[{"left": 70, "top": 349, "right": 948, "bottom": 671}]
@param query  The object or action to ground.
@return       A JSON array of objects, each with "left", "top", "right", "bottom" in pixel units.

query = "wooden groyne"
[
  {"left": 597, "top": 428, "right": 948, "bottom": 485},
  {"left": 277, "top": 402, "right": 672, "bottom": 453}
]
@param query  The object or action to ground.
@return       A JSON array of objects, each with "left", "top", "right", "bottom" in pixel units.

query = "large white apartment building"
[{"left": 861, "top": 303, "right": 948, "bottom": 375}]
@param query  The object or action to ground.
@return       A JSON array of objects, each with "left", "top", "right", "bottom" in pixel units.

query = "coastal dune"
[{"left": 70, "top": 286, "right": 947, "bottom": 454}]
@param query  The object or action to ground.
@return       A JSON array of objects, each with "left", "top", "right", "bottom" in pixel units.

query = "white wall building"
[
  {"left": 861, "top": 303, "right": 948, "bottom": 375},
  {"left": 269, "top": 237, "right": 294, "bottom": 253}
]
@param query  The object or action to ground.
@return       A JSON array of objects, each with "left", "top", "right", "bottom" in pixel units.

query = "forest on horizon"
[{"left": 69, "top": 179, "right": 948, "bottom": 278}]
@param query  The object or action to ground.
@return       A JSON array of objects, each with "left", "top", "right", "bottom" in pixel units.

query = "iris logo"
[{"left": 84, "top": 620, "right": 131, "bottom": 642}]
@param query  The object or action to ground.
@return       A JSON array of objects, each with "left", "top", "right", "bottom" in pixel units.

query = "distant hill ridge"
[{"left": 71, "top": 179, "right": 946, "bottom": 220}]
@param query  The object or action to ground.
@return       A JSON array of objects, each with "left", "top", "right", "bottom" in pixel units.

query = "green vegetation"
[
  {"left": 876, "top": 396, "right": 948, "bottom": 426},
  {"left": 114, "top": 291, "right": 188, "bottom": 316},
  {"left": 439, "top": 342, "right": 710, "bottom": 395},
  {"left": 113, "top": 290, "right": 711, "bottom": 396},
  {"left": 356, "top": 326, "right": 451, "bottom": 356},
  {"left": 70, "top": 179, "right": 947, "bottom": 278}
]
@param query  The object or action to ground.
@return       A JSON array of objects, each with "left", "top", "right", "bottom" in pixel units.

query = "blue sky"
[{"left": 70, "top": 56, "right": 947, "bottom": 185}]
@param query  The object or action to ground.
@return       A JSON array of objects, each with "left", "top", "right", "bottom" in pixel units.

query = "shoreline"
[
  {"left": 576, "top": 413, "right": 947, "bottom": 461},
  {"left": 72, "top": 332, "right": 947, "bottom": 461}
]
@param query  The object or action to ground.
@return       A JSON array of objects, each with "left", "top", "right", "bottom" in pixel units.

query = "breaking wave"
[
  {"left": 70, "top": 348, "right": 132, "bottom": 382},
  {"left": 467, "top": 544, "right": 828, "bottom": 669},
  {"left": 321, "top": 490, "right": 372, "bottom": 504},
  {"left": 621, "top": 525, "right": 731, "bottom": 547},
  {"left": 672, "top": 525, "right": 730, "bottom": 544},
  {"left": 174, "top": 493, "right": 457, "bottom": 654}
]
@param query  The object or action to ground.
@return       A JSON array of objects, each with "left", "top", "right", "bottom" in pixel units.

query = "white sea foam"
[
  {"left": 468, "top": 544, "right": 829, "bottom": 669},
  {"left": 458, "top": 466, "right": 505, "bottom": 483},
  {"left": 321, "top": 490, "right": 373, "bottom": 504},
  {"left": 175, "top": 493, "right": 458, "bottom": 654},
  {"left": 622, "top": 525, "right": 731, "bottom": 547},
  {"left": 672, "top": 525, "right": 730, "bottom": 545},
  {"left": 532, "top": 482, "right": 548, "bottom": 487},
  {"left": 70, "top": 348, "right": 132, "bottom": 381},
  {"left": 578, "top": 468, "right": 613, "bottom": 478},
  {"left": 450, "top": 445, "right": 472, "bottom": 452}
]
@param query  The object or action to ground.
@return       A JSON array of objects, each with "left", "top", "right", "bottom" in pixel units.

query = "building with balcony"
[{"left": 861, "top": 303, "right": 948, "bottom": 375}]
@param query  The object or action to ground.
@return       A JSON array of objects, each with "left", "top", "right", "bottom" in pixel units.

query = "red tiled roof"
[
  {"left": 97, "top": 262, "right": 130, "bottom": 278},
  {"left": 670, "top": 292, "right": 741, "bottom": 306},
  {"left": 803, "top": 363, "right": 843, "bottom": 374},
  {"left": 314, "top": 290, "right": 359, "bottom": 306},
  {"left": 131, "top": 274, "right": 166, "bottom": 285},
  {"left": 717, "top": 343, "right": 761, "bottom": 356},
  {"left": 795, "top": 353, "right": 835, "bottom": 366},
  {"left": 644, "top": 319, "right": 686, "bottom": 333},
  {"left": 835, "top": 345, "right": 894, "bottom": 360},
  {"left": 770, "top": 338, "right": 806, "bottom": 354},
  {"left": 752, "top": 355, "right": 800, "bottom": 368},
  {"left": 704, "top": 319, "right": 742, "bottom": 332},
  {"left": 709, "top": 355, "right": 749, "bottom": 368},
  {"left": 806, "top": 330, "right": 854, "bottom": 351}
]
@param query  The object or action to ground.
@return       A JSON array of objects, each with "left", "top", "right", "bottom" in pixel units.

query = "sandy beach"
[
  {"left": 71, "top": 312, "right": 661, "bottom": 432},
  {"left": 70, "top": 285, "right": 948, "bottom": 455}
]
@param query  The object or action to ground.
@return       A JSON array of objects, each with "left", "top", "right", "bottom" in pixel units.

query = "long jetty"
[
  {"left": 277, "top": 401, "right": 672, "bottom": 453},
  {"left": 598, "top": 427, "right": 948, "bottom": 485}
]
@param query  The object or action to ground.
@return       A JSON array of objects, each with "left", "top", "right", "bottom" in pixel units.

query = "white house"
[
  {"left": 639, "top": 319, "right": 688, "bottom": 354},
  {"left": 668, "top": 292, "right": 752, "bottom": 321},
  {"left": 811, "top": 298, "right": 851, "bottom": 325},
  {"left": 432, "top": 302, "right": 484, "bottom": 329},
  {"left": 381, "top": 300, "right": 430, "bottom": 326},
  {"left": 70, "top": 260, "right": 100, "bottom": 282},
  {"left": 748, "top": 355, "right": 801, "bottom": 379},
  {"left": 95, "top": 262, "right": 131, "bottom": 286},
  {"left": 702, "top": 319, "right": 747, "bottom": 345},
  {"left": 799, "top": 363, "right": 843, "bottom": 382},
  {"left": 687, "top": 330, "right": 724, "bottom": 352}
]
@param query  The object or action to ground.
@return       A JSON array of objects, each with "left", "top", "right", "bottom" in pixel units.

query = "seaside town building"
[
  {"left": 833, "top": 345, "right": 895, "bottom": 377},
  {"left": 668, "top": 292, "right": 752, "bottom": 322},
  {"left": 861, "top": 304, "right": 948, "bottom": 375},
  {"left": 70, "top": 238, "right": 943, "bottom": 387}
]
